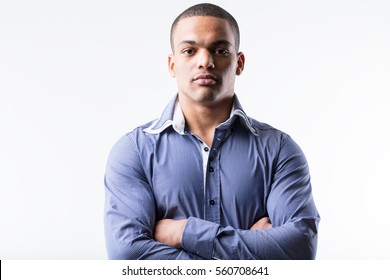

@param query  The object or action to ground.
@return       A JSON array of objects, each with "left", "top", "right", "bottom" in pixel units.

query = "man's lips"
[{"left": 193, "top": 73, "right": 217, "bottom": 85}]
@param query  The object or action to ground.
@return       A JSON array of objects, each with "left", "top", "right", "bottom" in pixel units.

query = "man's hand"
[
  {"left": 250, "top": 217, "right": 272, "bottom": 230},
  {"left": 154, "top": 219, "right": 187, "bottom": 248}
]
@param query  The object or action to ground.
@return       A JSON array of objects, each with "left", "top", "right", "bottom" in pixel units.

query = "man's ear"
[
  {"left": 168, "top": 54, "right": 175, "bottom": 77},
  {"left": 236, "top": 52, "right": 245, "bottom": 76}
]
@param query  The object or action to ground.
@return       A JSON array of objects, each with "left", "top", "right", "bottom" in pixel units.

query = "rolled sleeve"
[{"left": 181, "top": 217, "right": 219, "bottom": 259}]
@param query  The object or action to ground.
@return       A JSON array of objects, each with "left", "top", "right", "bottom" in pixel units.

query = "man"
[{"left": 104, "top": 3, "right": 320, "bottom": 259}]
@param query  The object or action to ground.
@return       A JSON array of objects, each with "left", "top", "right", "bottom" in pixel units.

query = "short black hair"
[{"left": 170, "top": 3, "right": 240, "bottom": 52}]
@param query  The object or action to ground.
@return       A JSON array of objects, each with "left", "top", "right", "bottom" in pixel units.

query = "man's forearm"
[
  {"left": 180, "top": 216, "right": 318, "bottom": 260},
  {"left": 154, "top": 219, "right": 187, "bottom": 248},
  {"left": 154, "top": 217, "right": 272, "bottom": 250}
]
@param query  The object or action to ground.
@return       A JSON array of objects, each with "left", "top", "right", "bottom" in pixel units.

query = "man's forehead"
[{"left": 173, "top": 16, "right": 234, "bottom": 42}]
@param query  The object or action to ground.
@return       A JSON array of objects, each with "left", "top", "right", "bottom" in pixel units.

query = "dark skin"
[{"left": 155, "top": 16, "right": 272, "bottom": 248}]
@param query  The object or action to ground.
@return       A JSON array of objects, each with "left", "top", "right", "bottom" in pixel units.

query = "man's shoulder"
[
  {"left": 122, "top": 119, "right": 161, "bottom": 141},
  {"left": 108, "top": 119, "right": 160, "bottom": 159},
  {"left": 247, "top": 117, "right": 286, "bottom": 138},
  {"left": 247, "top": 117, "right": 306, "bottom": 157},
  {"left": 130, "top": 119, "right": 158, "bottom": 133},
  {"left": 121, "top": 117, "right": 177, "bottom": 148},
  {"left": 248, "top": 117, "right": 277, "bottom": 131}
]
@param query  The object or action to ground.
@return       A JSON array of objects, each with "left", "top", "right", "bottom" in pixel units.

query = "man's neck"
[{"left": 178, "top": 94, "right": 234, "bottom": 147}]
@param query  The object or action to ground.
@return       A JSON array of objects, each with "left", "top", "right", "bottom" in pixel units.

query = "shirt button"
[
  {"left": 209, "top": 199, "right": 215, "bottom": 205},
  {"left": 209, "top": 167, "right": 214, "bottom": 172},
  {"left": 204, "top": 147, "right": 209, "bottom": 152}
]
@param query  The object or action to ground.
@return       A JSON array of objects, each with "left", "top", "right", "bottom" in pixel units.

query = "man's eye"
[
  {"left": 216, "top": 48, "right": 229, "bottom": 55},
  {"left": 182, "top": 49, "right": 195, "bottom": 55}
]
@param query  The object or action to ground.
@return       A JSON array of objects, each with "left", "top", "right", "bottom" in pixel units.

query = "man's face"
[{"left": 169, "top": 16, "right": 244, "bottom": 105}]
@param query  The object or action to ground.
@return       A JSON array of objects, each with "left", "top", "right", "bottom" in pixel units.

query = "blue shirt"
[{"left": 104, "top": 95, "right": 320, "bottom": 260}]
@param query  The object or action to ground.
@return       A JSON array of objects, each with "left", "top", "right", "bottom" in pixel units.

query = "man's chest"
[{"left": 148, "top": 136, "right": 275, "bottom": 228}]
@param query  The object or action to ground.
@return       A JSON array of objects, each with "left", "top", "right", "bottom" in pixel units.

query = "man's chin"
[
  {"left": 179, "top": 88, "right": 232, "bottom": 106},
  {"left": 191, "top": 94, "right": 220, "bottom": 105},
  {"left": 191, "top": 88, "right": 221, "bottom": 102}
]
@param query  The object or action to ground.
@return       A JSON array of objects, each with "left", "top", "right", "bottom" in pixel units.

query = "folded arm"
[
  {"left": 104, "top": 134, "right": 204, "bottom": 260},
  {"left": 155, "top": 135, "right": 319, "bottom": 259},
  {"left": 105, "top": 133, "right": 319, "bottom": 260},
  {"left": 154, "top": 216, "right": 272, "bottom": 247}
]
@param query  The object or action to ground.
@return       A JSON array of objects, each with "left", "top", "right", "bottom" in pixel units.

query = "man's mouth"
[{"left": 193, "top": 73, "right": 217, "bottom": 85}]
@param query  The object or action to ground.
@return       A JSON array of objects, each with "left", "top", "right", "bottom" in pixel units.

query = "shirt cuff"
[{"left": 181, "top": 216, "right": 219, "bottom": 259}]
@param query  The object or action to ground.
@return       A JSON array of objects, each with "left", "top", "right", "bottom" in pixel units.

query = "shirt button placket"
[{"left": 206, "top": 132, "right": 224, "bottom": 223}]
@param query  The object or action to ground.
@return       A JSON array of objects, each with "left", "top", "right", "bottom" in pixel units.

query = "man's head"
[
  {"left": 168, "top": 3, "right": 245, "bottom": 106},
  {"left": 170, "top": 3, "right": 240, "bottom": 52}
]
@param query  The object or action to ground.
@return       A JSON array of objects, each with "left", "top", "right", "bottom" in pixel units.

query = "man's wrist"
[
  {"left": 176, "top": 219, "right": 187, "bottom": 248},
  {"left": 154, "top": 219, "right": 188, "bottom": 248}
]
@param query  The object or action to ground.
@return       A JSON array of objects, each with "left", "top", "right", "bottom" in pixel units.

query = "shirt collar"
[{"left": 143, "top": 94, "right": 259, "bottom": 136}]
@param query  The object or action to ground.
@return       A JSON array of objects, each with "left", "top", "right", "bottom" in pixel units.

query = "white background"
[{"left": 1, "top": 0, "right": 389, "bottom": 259}]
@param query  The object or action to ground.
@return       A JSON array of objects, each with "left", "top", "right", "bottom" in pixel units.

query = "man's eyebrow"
[
  {"left": 177, "top": 39, "right": 233, "bottom": 48},
  {"left": 177, "top": 40, "right": 196, "bottom": 47},
  {"left": 211, "top": 39, "right": 233, "bottom": 47}
]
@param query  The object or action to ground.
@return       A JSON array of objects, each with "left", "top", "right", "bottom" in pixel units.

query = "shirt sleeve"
[
  {"left": 181, "top": 134, "right": 320, "bottom": 259},
  {"left": 104, "top": 133, "right": 204, "bottom": 260}
]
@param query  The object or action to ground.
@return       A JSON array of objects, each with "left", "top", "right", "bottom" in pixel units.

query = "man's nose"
[{"left": 197, "top": 50, "right": 215, "bottom": 69}]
